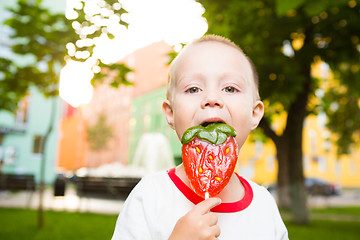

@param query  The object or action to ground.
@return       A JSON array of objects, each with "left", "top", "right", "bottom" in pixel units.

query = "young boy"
[{"left": 111, "top": 35, "right": 288, "bottom": 240}]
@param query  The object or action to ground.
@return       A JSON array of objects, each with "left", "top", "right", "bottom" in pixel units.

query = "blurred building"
[
  {"left": 2, "top": 1, "right": 357, "bottom": 187},
  {"left": 57, "top": 41, "right": 176, "bottom": 176},
  {"left": 57, "top": 40, "right": 360, "bottom": 188},
  {"left": 0, "top": 0, "right": 66, "bottom": 183}
]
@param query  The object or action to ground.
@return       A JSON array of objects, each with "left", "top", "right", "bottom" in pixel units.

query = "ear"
[
  {"left": 251, "top": 100, "right": 264, "bottom": 130},
  {"left": 162, "top": 100, "right": 175, "bottom": 129}
]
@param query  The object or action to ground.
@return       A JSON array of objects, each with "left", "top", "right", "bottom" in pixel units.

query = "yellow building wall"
[{"left": 238, "top": 113, "right": 360, "bottom": 188}]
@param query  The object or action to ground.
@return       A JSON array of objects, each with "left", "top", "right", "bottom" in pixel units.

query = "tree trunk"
[
  {"left": 287, "top": 120, "right": 309, "bottom": 224},
  {"left": 38, "top": 97, "right": 56, "bottom": 228},
  {"left": 275, "top": 137, "right": 291, "bottom": 208},
  {"left": 258, "top": 70, "right": 311, "bottom": 223},
  {"left": 285, "top": 76, "right": 311, "bottom": 224},
  {"left": 259, "top": 118, "right": 291, "bottom": 208},
  {"left": 259, "top": 117, "right": 291, "bottom": 208}
]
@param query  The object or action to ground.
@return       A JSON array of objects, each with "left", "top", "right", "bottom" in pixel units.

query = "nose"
[{"left": 201, "top": 91, "right": 224, "bottom": 108}]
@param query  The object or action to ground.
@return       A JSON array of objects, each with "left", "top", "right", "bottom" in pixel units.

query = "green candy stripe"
[{"left": 181, "top": 123, "right": 236, "bottom": 145}]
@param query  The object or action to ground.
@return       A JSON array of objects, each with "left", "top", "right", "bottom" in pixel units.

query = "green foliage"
[
  {"left": 68, "top": 0, "right": 129, "bottom": 62},
  {"left": 93, "top": 62, "right": 134, "bottom": 88},
  {"left": 0, "top": 0, "right": 76, "bottom": 111},
  {"left": 167, "top": 51, "right": 178, "bottom": 65},
  {"left": 275, "top": 0, "right": 350, "bottom": 17},
  {"left": 0, "top": 58, "right": 29, "bottom": 111},
  {"left": 4, "top": 2, "right": 76, "bottom": 63},
  {"left": 86, "top": 113, "right": 113, "bottom": 151},
  {"left": 198, "top": 0, "right": 360, "bottom": 153},
  {"left": 275, "top": 0, "right": 306, "bottom": 16},
  {"left": 322, "top": 87, "right": 360, "bottom": 154},
  {"left": 0, "top": 0, "right": 131, "bottom": 113}
]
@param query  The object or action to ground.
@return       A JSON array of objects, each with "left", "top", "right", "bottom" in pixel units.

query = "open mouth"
[{"left": 200, "top": 120, "right": 226, "bottom": 127}]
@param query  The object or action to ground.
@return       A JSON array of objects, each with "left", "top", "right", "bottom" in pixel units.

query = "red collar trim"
[{"left": 167, "top": 168, "right": 253, "bottom": 213}]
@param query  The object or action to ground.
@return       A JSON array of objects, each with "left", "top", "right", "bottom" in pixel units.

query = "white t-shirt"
[{"left": 112, "top": 168, "right": 288, "bottom": 240}]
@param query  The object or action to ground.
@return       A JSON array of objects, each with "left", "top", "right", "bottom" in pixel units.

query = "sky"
[
  {"left": 60, "top": 0, "right": 208, "bottom": 107},
  {"left": 97, "top": 0, "right": 208, "bottom": 63}
]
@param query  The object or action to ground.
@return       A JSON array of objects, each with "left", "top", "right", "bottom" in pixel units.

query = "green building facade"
[
  {"left": 0, "top": 0, "right": 65, "bottom": 184},
  {"left": 0, "top": 87, "right": 61, "bottom": 183},
  {"left": 129, "top": 86, "right": 182, "bottom": 165}
]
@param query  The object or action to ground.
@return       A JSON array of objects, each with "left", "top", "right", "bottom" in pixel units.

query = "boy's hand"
[{"left": 169, "top": 198, "right": 221, "bottom": 240}]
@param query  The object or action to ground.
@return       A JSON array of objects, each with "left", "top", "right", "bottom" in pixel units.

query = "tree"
[
  {"left": 197, "top": 0, "right": 360, "bottom": 223},
  {"left": 87, "top": 113, "right": 113, "bottom": 151},
  {"left": 0, "top": 0, "right": 131, "bottom": 113},
  {"left": 0, "top": 0, "right": 130, "bottom": 227}
]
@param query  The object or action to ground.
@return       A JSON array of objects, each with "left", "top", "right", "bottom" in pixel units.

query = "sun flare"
[
  {"left": 60, "top": 0, "right": 208, "bottom": 107},
  {"left": 59, "top": 60, "right": 94, "bottom": 107}
]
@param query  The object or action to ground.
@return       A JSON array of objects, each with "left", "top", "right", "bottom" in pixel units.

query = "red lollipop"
[{"left": 181, "top": 123, "right": 238, "bottom": 199}]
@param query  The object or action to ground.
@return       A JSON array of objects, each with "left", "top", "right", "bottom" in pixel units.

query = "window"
[
  {"left": 4, "top": 146, "right": 16, "bottom": 165},
  {"left": 15, "top": 94, "right": 29, "bottom": 126},
  {"left": 33, "top": 135, "right": 44, "bottom": 154}
]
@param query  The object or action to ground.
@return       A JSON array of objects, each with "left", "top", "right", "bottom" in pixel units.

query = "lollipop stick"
[{"left": 205, "top": 192, "right": 209, "bottom": 200}]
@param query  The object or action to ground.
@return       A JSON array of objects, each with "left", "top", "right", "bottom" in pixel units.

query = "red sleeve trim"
[{"left": 167, "top": 168, "right": 253, "bottom": 213}]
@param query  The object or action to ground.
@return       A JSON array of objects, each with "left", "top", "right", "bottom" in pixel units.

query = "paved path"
[
  {"left": 0, "top": 186, "right": 124, "bottom": 215},
  {"left": 1, "top": 186, "right": 359, "bottom": 216}
]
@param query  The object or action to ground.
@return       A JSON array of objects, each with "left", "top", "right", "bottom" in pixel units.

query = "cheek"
[
  {"left": 172, "top": 102, "right": 193, "bottom": 139},
  {"left": 231, "top": 109, "right": 254, "bottom": 147},
  {"left": 235, "top": 129, "right": 252, "bottom": 149}
]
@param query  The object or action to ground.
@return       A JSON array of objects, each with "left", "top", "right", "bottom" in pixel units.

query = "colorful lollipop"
[{"left": 181, "top": 123, "right": 239, "bottom": 199}]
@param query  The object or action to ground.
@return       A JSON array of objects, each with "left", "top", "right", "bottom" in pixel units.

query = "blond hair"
[{"left": 166, "top": 34, "right": 260, "bottom": 101}]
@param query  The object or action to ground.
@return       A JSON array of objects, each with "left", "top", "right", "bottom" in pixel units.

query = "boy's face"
[{"left": 163, "top": 41, "right": 264, "bottom": 149}]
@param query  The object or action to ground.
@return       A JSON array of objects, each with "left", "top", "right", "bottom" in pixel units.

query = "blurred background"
[{"left": 0, "top": 0, "right": 360, "bottom": 238}]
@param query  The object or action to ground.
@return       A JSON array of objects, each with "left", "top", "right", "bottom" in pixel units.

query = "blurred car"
[
  {"left": 266, "top": 177, "right": 340, "bottom": 196},
  {"left": 305, "top": 177, "right": 340, "bottom": 196}
]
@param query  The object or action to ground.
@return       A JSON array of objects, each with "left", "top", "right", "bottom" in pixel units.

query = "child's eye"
[
  {"left": 223, "top": 86, "right": 238, "bottom": 93},
  {"left": 186, "top": 87, "right": 201, "bottom": 93}
]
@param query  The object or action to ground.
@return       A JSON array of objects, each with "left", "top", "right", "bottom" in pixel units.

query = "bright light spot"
[
  {"left": 66, "top": 43, "right": 76, "bottom": 56},
  {"left": 93, "top": 0, "right": 208, "bottom": 63},
  {"left": 76, "top": 38, "right": 94, "bottom": 48},
  {"left": 84, "top": 0, "right": 100, "bottom": 16},
  {"left": 59, "top": 60, "right": 94, "bottom": 107},
  {"left": 92, "top": 65, "right": 101, "bottom": 73},
  {"left": 292, "top": 38, "right": 304, "bottom": 51},
  {"left": 66, "top": 0, "right": 207, "bottom": 62},
  {"left": 75, "top": 50, "right": 90, "bottom": 59},
  {"left": 113, "top": 2, "right": 121, "bottom": 10},
  {"left": 173, "top": 44, "right": 183, "bottom": 52},
  {"left": 66, "top": 9, "right": 78, "bottom": 19},
  {"left": 72, "top": 21, "right": 81, "bottom": 30},
  {"left": 282, "top": 40, "right": 294, "bottom": 57},
  {"left": 330, "top": 102, "right": 339, "bottom": 112},
  {"left": 64, "top": 0, "right": 208, "bottom": 102},
  {"left": 315, "top": 89, "right": 324, "bottom": 98}
]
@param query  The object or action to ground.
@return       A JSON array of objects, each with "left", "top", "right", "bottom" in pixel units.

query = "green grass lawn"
[
  {"left": 283, "top": 206, "right": 360, "bottom": 240},
  {"left": 286, "top": 219, "right": 360, "bottom": 240},
  {"left": 1, "top": 207, "right": 359, "bottom": 239},
  {"left": 310, "top": 206, "right": 360, "bottom": 216},
  {"left": 0, "top": 208, "right": 118, "bottom": 240}
]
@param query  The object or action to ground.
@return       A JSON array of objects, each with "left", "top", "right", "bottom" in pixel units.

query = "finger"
[
  {"left": 210, "top": 224, "right": 221, "bottom": 238},
  {"left": 203, "top": 212, "right": 218, "bottom": 226},
  {"left": 194, "top": 197, "right": 221, "bottom": 215}
]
